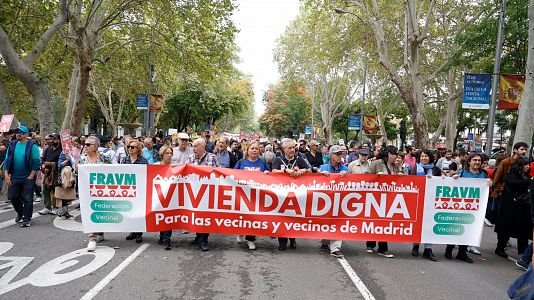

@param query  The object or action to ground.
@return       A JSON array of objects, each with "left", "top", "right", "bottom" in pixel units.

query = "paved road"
[{"left": 0, "top": 194, "right": 524, "bottom": 300}]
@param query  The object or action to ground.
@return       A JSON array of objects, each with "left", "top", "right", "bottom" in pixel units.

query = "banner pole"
[{"left": 486, "top": 0, "right": 507, "bottom": 155}]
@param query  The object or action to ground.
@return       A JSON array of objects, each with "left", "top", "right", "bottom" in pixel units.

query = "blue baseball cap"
[{"left": 16, "top": 126, "right": 29, "bottom": 134}]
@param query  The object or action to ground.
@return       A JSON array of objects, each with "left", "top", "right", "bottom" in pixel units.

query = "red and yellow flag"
[
  {"left": 498, "top": 74, "right": 525, "bottom": 110},
  {"left": 363, "top": 115, "right": 377, "bottom": 131}
]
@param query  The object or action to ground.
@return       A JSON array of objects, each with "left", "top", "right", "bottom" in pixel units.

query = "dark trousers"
[
  {"left": 195, "top": 233, "right": 209, "bottom": 246},
  {"left": 366, "top": 241, "right": 388, "bottom": 252},
  {"left": 159, "top": 230, "right": 172, "bottom": 242},
  {"left": 34, "top": 184, "right": 42, "bottom": 197},
  {"left": 498, "top": 232, "right": 528, "bottom": 254},
  {"left": 245, "top": 235, "right": 256, "bottom": 242},
  {"left": 278, "top": 237, "right": 295, "bottom": 246},
  {"left": 8, "top": 178, "right": 35, "bottom": 222},
  {"left": 447, "top": 244, "right": 468, "bottom": 254}
]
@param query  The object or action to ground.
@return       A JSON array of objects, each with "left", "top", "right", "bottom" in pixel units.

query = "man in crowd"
[
  {"left": 404, "top": 145, "right": 416, "bottom": 171},
  {"left": 38, "top": 133, "right": 62, "bottom": 215},
  {"left": 436, "top": 150, "right": 454, "bottom": 176},
  {"left": 98, "top": 135, "right": 117, "bottom": 164},
  {"left": 298, "top": 140, "right": 309, "bottom": 155},
  {"left": 172, "top": 133, "right": 193, "bottom": 165},
  {"left": 348, "top": 148, "right": 370, "bottom": 174},
  {"left": 491, "top": 142, "right": 528, "bottom": 201},
  {"left": 187, "top": 138, "right": 219, "bottom": 251},
  {"left": 142, "top": 137, "right": 160, "bottom": 164},
  {"left": 230, "top": 139, "right": 243, "bottom": 161},
  {"left": 319, "top": 145, "right": 348, "bottom": 258},
  {"left": 3, "top": 126, "right": 40, "bottom": 227},
  {"left": 216, "top": 136, "right": 237, "bottom": 168},
  {"left": 346, "top": 141, "right": 360, "bottom": 164},
  {"left": 305, "top": 140, "right": 323, "bottom": 172},
  {"left": 449, "top": 148, "right": 468, "bottom": 176},
  {"left": 272, "top": 138, "right": 311, "bottom": 250}
]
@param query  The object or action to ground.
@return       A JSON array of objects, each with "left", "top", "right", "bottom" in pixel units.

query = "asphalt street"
[{"left": 0, "top": 193, "right": 524, "bottom": 300}]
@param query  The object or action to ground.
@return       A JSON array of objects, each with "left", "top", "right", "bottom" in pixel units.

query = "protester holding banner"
[
  {"left": 187, "top": 138, "right": 219, "bottom": 251},
  {"left": 234, "top": 141, "right": 271, "bottom": 250},
  {"left": 319, "top": 145, "right": 348, "bottom": 258},
  {"left": 411, "top": 149, "right": 442, "bottom": 261},
  {"left": 348, "top": 148, "right": 370, "bottom": 174},
  {"left": 155, "top": 145, "right": 174, "bottom": 250},
  {"left": 304, "top": 140, "right": 323, "bottom": 172},
  {"left": 77, "top": 136, "right": 111, "bottom": 252},
  {"left": 122, "top": 140, "right": 148, "bottom": 244},
  {"left": 366, "top": 145, "right": 402, "bottom": 258},
  {"left": 494, "top": 157, "right": 532, "bottom": 259},
  {"left": 446, "top": 153, "right": 491, "bottom": 263},
  {"left": 272, "top": 138, "right": 311, "bottom": 251}
]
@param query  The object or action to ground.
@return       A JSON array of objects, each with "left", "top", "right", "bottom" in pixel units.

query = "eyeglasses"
[
  {"left": 127, "top": 145, "right": 137, "bottom": 149},
  {"left": 84, "top": 143, "right": 93, "bottom": 147}
]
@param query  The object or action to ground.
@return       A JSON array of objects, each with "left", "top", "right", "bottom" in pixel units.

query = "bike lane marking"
[
  {"left": 337, "top": 257, "right": 376, "bottom": 300},
  {"left": 80, "top": 243, "right": 150, "bottom": 300},
  {"left": 53, "top": 210, "right": 83, "bottom": 231},
  {"left": 0, "top": 200, "right": 79, "bottom": 229}
]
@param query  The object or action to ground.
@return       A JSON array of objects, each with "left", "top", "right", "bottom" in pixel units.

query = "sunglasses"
[
  {"left": 127, "top": 145, "right": 137, "bottom": 149},
  {"left": 84, "top": 143, "right": 93, "bottom": 147}
]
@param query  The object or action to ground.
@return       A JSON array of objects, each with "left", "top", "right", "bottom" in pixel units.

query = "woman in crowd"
[
  {"left": 55, "top": 151, "right": 76, "bottom": 218},
  {"left": 121, "top": 140, "right": 148, "bottom": 243},
  {"left": 155, "top": 145, "right": 174, "bottom": 250},
  {"left": 78, "top": 136, "right": 111, "bottom": 252},
  {"left": 411, "top": 149, "right": 441, "bottom": 261},
  {"left": 494, "top": 157, "right": 533, "bottom": 258},
  {"left": 234, "top": 141, "right": 270, "bottom": 250}
]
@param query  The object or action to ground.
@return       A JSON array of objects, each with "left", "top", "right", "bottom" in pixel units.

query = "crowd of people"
[{"left": 2, "top": 126, "right": 533, "bottom": 269}]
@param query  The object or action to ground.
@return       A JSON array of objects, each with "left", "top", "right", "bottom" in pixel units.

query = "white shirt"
[{"left": 172, "top": 146, "right": 193, "bottom": 165}]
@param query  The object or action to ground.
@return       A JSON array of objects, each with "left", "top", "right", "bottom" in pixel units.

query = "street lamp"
[{"left": 335, "top": 8, "right": 368, "bottom": 144}]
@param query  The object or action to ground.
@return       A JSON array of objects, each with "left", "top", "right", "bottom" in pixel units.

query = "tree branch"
[{"left": 419, "top": 0, "right": 436, "bottom": 43}]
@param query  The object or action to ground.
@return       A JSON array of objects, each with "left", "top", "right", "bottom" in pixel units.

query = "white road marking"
[
  {"left": 80, "top": 243, "right": 150, "bottom": 300},
  {"left": 0, "top": 200, "right": 79, "bottom": 229},
  {"left": 337, "top": 257, "right": 376, "bottom": 300},
  {"left": 53, "top": 210, "right": 83, "bottom": 232}
]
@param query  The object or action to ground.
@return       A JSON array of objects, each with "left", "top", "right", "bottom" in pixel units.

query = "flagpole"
[{"left": 486, "top": 0, "right": 507, "bottom": 155}]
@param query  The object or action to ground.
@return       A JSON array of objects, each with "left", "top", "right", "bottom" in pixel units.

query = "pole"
[
  {"left": 485, "top": 0, "right": 507, "bottom": 155},
  {"left": 361, "top": 30, "right": 368, "bottom": 144}
]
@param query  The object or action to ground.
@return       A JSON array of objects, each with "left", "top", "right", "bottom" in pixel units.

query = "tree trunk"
[
  {"left": 445, "top": 70, "right": 461, "bottom": 150},
  {"left": 513, "top": 0, "right": 534, "bottom": 147}
]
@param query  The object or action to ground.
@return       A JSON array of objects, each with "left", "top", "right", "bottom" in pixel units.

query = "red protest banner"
[
  {"left": 0, "top": 114, "right": 15, "bottom": 133},
  {"left": 59, "top": 129, "right": 73, "bottom": 154},
  {"left": 145, "top": 165, "right": 426, "bottom": 243}
]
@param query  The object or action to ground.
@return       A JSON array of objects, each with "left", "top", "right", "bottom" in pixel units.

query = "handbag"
[{"left": 508, "top": 264, "right": 534, "bottom": 299}]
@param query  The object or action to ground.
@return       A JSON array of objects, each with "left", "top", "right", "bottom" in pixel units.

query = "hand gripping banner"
[{"left": 78, "top": 164, "right": 489, "bottom": 246}]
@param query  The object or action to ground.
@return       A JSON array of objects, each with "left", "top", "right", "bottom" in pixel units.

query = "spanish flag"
[
  {"left": 363, "top": 115, "right": 378, "bottom": 131},
  {"left": 498, "top": 74, "right": 525, "bottom": 110}
]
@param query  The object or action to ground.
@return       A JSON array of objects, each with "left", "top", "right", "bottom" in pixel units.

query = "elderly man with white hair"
[
  {"left": 272, "top": 138, "right": 311, "bottom": 251},
  {"left": 187, "top": 138, "right": 219, "bottom": 251}
]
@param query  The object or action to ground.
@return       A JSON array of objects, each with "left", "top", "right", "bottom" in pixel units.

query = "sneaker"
[
  {"left": 516, "top": 260, "right": 529, "bottom": 271},
  {"left": 377, "top": 251, "right": 394, "bottom": 258},
  {"left": 484, "top": 218, "right": 493, "bottom": 227},
  {"left": 125, "top": 233, "right": 136, "bottom": 240},
  {"left": 62, "top": 212, "right": 72, "bottom": 219},
  {"left": 50, "top": 208, "right": 58, "bottom": 215},
  {"left": 236, "top": 235, "right": 244, "bottom": 243},
  {"left": 37, "top": 208, "right": 51, "bottom": 215},
  {"left": 366, "top": 247, "right": 374, "bottom": 254},
  {"left": 200, "top": 244, "right": 209, "bottom": 252},
  {"left": 95, "top": 235, "right": 105, "bottom": 243},
  {"left": 34, "top": 197, "right": 42, "bottom": 203},
  {"left": 164, "top": 241, "right": 172, "bottom": 250},
  {"left": 456, "top": 252, "right": 473, "bottom": 263},
  {"left": 135, "top": 236, "right": 142, "bottom": 243},
  {"left": 423, "top": 249, "right": 437, "bottom": 261},
  {"left": 467, "top": 246, "right": 482, "bottom": 255},
  {"left": 247, "top": 241, "right": 256, "bottom": 250},
  {"left": 331, "top": 250, "right": 344, "bottom": 258},
  {"left": 87, "top": 241, "right": 97, "bottom": 252},
  {"left": 495, "top": 248, "right": 508, "bottom": 258},
  {"left": 445, "top": 246, "right": 453, "bottom": 259},
  {"left": 21, "top": 221, "right": 30, "bottom": 227},
  {"left": 15, "top": 214, "right": 23, "bottom": 223},
  {"left": 320, "top": 244, "right": 330, "bottom": 252}
]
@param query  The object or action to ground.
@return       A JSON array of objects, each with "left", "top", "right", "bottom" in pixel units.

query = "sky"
[{"left": 232, "top": 0, "right": 301, "bottom": 116}]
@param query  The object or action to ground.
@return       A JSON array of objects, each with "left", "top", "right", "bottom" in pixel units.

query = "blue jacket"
[{"left": 4, "top": 140, "right": 40, "bottom": 177}]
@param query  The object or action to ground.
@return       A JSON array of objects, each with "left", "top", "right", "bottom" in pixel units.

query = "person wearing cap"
[
  {"left": 172, "top": 133, "right": 193, "bottom": 165},
  {"left": 38, "top": 133, "right": 62, "bottom": 215},
  {"left": 318, "top": 145, "right": 349, "bottom": 258},
  {"left": 3, "top": 126, "right": 40, "bottom": 227},
  {"left": 348, "top": 148, "right": 371, "bottom": 174},
  {"left": 366, "top": 145, "right": 403, "bottom": 258},
  {"left": 305, "top": 140, "right": 323, "bottom": 172}
]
